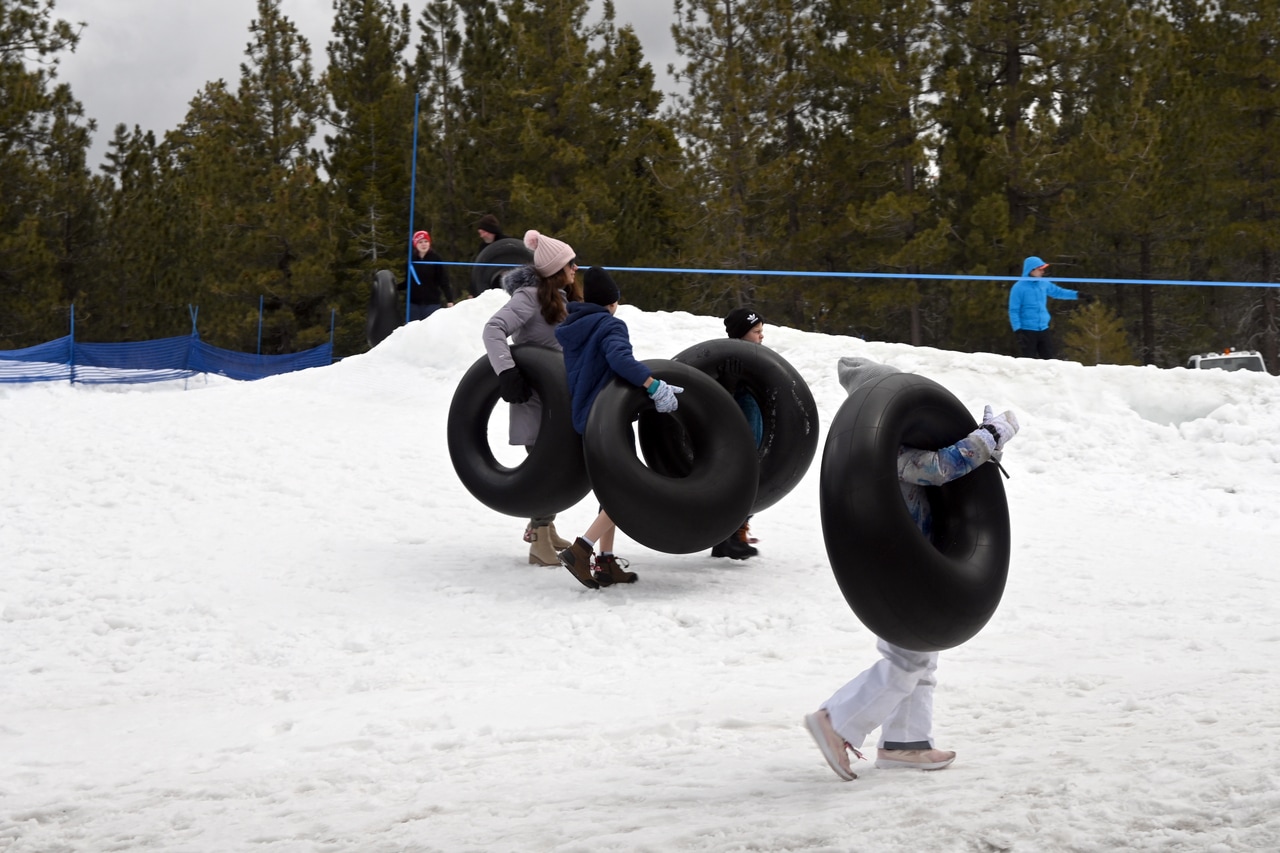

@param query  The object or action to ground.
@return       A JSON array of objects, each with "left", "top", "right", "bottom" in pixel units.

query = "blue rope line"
[{"left": 446, "top": 261, "right": 1280, "bottom": 289}]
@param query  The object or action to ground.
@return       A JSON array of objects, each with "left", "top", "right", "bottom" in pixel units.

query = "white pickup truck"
[{"left": 1185, "top": 349, "right": 1267, "bottom": 372}]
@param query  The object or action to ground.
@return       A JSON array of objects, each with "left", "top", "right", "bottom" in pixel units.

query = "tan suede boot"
[
  {"left": 527, "top": 526, "right": 560, "bottom": 567},
  {"left": 547, "top": 521, "right": 572, "bottom": 550}
]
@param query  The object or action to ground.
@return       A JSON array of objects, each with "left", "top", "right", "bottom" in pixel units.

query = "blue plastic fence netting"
[
  {"left": 0, "top": 336, "right": 74, "bottom": 383},
  {"left": 71, "top": 335, "right": 199, "bottom": 385},
  {"left": 0, "top": 302, "right": 335, "bottom": 386},
  {"left": 1, "top": 334, "right": 332, "bottom": 385},
  {"left": 187, "top": 338, "right": 332, "bottom": 381}
]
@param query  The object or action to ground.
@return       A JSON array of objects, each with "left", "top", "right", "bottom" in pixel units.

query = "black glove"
[
  {"left": 497, "top": 367, "right": 532, "bottom": 403},
  {"left": 1077, "top": 293, "right": 1097, "bottom": 306},
  {"left": 716, "top": 356, "right": 745, "bottom": 392}
]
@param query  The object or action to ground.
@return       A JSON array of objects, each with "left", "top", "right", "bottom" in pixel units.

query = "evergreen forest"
[{"left": 3, "top": 0, "right": 1279, "bottom": 370}]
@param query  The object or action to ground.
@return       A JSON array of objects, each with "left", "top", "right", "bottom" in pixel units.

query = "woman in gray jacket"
[{"left": 481, "top": 230, "right": 581, "bottom": 565}]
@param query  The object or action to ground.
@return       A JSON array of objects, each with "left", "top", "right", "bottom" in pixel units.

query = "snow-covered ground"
[{"left": 3, "top": 292, "right": 1278, "bottom": 852}]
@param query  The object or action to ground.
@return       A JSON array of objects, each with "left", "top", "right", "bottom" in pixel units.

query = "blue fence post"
[
  {"left": 258, "top": 295, "right": 264, "bottom": 355},
  {"left": 69, "top": 303, "right": 76, "bottom": 385},
  {"left": 405, "top": 91, "right": 421, "bottom": 326}
]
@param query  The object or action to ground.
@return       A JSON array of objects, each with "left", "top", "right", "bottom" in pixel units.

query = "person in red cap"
[{"left": 399, "top": 230, "right": 454, "bottom": 320}]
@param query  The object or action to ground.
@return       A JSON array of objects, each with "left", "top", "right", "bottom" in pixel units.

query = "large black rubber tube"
[
  {"left": 447, "top": 345, "right": 590, "bottom": 517},
  {"left": 470, "top": 238, "right": 533, "bottom": 297},
  {"left": 637, "top": 338, "right": 818, "bottom": 513},
  {"left": 819, "top": 372, "right": 1010, "bottom": 652},
  {"left": 366, "top": 269, "right": 401, "bottom": 348},
  {"left": 584, "top": 360, "right": 759, "bottom": 554}
]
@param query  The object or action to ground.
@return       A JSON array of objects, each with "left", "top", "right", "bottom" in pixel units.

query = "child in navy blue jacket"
[{"left": 553, "top": 266, "right": 682, "bottom": 589}]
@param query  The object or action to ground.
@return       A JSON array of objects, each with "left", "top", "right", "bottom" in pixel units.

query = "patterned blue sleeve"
[{"left": 897, "top": 433, "right": 992, "bottom": 486}]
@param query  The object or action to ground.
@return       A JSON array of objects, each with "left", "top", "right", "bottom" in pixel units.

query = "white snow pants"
[{"left": 821, "top": 638, "right": 939, "bottom": 750}]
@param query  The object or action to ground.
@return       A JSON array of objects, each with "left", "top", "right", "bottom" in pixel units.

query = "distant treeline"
[{"left": 3, "top": 0, "right": 1278, "bottom": 368}]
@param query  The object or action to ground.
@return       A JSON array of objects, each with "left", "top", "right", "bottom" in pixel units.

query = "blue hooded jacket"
[
  {"left": 554, "top": 302, "right": 652, "bottom": 434},
  {"left": 1008, "top": 255, "right": 1078, "bottom": 332}
]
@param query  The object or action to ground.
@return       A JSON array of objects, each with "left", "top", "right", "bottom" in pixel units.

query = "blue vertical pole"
[
  {"left": 405, "top": 92, "right": 421, "bottom": 326},
  {"left": 257, "top": 295, "right": 264, "bottom": 355},
  {"left": 329, "top": 309, "right": 336, "bottom": 365},
  {"left": 69, "top": 303, "right": 76, "bottom": 385}
]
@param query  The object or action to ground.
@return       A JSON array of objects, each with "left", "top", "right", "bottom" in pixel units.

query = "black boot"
[{"left": 711, "top": 534, "right": 757, "bottom": 560}]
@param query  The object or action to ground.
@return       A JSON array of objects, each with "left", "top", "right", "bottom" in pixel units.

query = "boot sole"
[
  {"left": 562, "top": 564, "right": 600, "bottom": 588},
  {"left": 874, "top": 756, "right": 955, "bottom": 771}
]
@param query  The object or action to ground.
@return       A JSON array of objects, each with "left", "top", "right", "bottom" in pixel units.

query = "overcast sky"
[{"left": 51, "top": 0, "right": 681, "bottom": 170}]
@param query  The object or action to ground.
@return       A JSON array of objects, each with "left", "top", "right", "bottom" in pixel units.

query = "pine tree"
[
  {"left": 324, "top": 0, "right": 414, "bottom": 282},
  {"left": 230, "top": 0, "right": 335, "bottom": 354},
  {"left": 1061, "top": 301, "right": 1136, "bottom": 365},
  {"left": 452, "top": 0, "right": 519, "bottom": 236},
  {"left": 0, "top": 0, "right": 89, "bottom": 346},
  {"left": 668, "top": 0, "right": 820, "bottom": 316},
  {"left": 804, "top": 0, "right": 946, "bottom": 344},
  {"left": 94, "top": 124, "right": 191, "bottom": 340},
  {"left": 1201, "top": 0, "right": 1280, "bottom": 373},
  {"left": 930, "top": 0, "right": 1102, "bottom": 354},
  {"left": 412, "top": 0, "right": 467, "bottom": 256},
  {"left": 1050, "top": 0, "right": 1174, "bottom": 365},
  {"left": 584, "top": 12, "right": 682, "bottom": 277}
]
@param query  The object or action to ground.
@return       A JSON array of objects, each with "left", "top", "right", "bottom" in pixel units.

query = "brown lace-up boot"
[
  {"left": 593, "top": 554, "right": 637, "bottom": 584},
  {"left": 558, "top": 537, "right": 600, "bottom": 589}
]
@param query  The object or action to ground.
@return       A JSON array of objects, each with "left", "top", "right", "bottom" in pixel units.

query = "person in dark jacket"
[
  {"left": 1007, "top": 256, "right": 1085, "bottom": 359},
  {"left": 475, "top": 214, "right": 506, "bottom": 257},
  {"left": 399, "top": 231, "right": 454, "bottom": 320},
  {"left": 553, "top": 266, "right": 682, "bottom": 589},
  {"left": 711, "top": 306, "right": 767, "bottom": 560}
]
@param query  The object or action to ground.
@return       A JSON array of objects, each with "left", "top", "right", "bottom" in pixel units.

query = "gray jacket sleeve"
[{"left": 482, "top": 290, "right": 539, "bottom": 375}]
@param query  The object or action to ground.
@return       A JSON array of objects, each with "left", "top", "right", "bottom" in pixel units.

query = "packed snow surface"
[{"left": 3, "top": 293, "right": 1279, "bottom": 851}]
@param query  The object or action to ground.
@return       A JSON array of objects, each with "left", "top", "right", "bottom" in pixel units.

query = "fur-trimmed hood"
[{"left": 500, "top": 264, "right": 540, "bottom": 296}]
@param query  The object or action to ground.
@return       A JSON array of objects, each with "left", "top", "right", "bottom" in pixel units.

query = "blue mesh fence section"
[
  {"left": 72, "top": 335, "right": 198, "bottom": 385},
  {"left": 1, "top": 335, "right": 332, "bottom": 385},
  {"left": 0, "top": 336, "right": 74, "bottom": 383},
  {"left": 188, "top": 339, "right": 333, "bottom": 381}
]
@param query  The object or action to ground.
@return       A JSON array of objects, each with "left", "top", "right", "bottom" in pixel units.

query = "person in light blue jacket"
[{"left": 1007, "top": 256, "right": 1080, "bottom": 359}]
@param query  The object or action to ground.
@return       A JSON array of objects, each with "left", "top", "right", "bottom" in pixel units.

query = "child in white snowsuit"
[{"left": 804, "top": 357, "right": 1019, "bottom": 780}]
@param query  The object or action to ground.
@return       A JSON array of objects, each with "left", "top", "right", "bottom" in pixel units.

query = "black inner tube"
[
  {"left": 819, "top": 372, "right": 1010, "bottom": 651},
  {"left": 637, "top": 338, "right": 818, "bottom": 513},
  {"left": 447, "top": 344, "right": 590, "bottom": 517},
  {"left": 584, "top": 360, "right": 759, "bottom": 554}
]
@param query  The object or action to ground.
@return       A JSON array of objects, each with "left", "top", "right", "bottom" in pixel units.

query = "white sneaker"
[
  {"left": 875, "top": 748, "right": 956, "bottom": 771},
  {"left": 803, "top": 711, "right": 857, "bottom": 781}
]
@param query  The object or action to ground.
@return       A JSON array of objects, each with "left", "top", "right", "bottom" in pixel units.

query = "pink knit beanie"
[{"left": 523, "top": 230, "right": 576, "bottom": 277}]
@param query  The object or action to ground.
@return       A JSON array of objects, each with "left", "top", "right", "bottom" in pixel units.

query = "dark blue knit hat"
[{"left": 583, "top": 267, "right": 621, "bottom": 306}]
